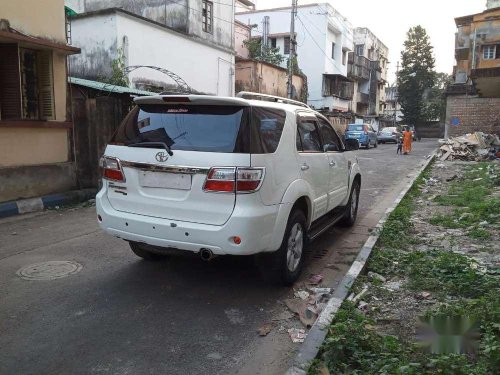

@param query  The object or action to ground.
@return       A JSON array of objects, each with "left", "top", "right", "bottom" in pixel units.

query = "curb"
[
  {"left": 0, "top": 188, "right": 96, "bottom": 219},
  {"left": 286, "top": 151, "right": 437, "bottom": 375}
]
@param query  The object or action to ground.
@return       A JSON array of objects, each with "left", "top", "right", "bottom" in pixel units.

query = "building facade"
[
  {"left": 446, "top": 6, "right": 500, "bottom": 137},
  {"left": 383, "top": 86, "right": 403, "bottom": 125},
  {"left": 236, "top": 3, "right": 354, "bottom": 119},
  {"left": 0, "top": 0, "right": 80, "bottom": 203},
  {"left": 349, "top": 27, "right": 389, "bottom": 130},
  {"left": 67, "top": 1, "right": 236, "bottom": 96}
]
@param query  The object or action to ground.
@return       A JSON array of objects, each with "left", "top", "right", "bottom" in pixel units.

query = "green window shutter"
[
  {"left": 37, "top": 51, "right": 55, "bottom": 120},
  {"left": 0, "top": 44, "right": 22, "bottom": 119}
]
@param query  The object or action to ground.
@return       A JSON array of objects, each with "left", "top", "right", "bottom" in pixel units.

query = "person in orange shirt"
[{"left": 402, "top": 127, "right": 413, "bottom": 155}]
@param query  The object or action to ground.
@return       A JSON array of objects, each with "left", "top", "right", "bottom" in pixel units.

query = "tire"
[
  {"left": 129, "top": 241, "right": 168, "bottom": 261},
  {"left": 365, "top": 142, "right": 370, "bottom": 149},
  {"left": 263, "top": 210, "right": 307, "bottom": 286},
  {"left": 340, "top": 180, "right": 360, "bottom": 227}
]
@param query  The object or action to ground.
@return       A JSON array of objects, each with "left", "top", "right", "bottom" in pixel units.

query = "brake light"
[
  {"left": 100, "top": 156, "right": 125, "bottom": 182},
  {"left": 203, "top": 167, "right": 264, "bottom": 193}
]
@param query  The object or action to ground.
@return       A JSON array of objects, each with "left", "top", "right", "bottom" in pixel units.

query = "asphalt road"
[{"left": 0, "top": 140, "right": 437, "bottom": 375}]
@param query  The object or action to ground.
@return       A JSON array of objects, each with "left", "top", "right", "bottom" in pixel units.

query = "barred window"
[{"left": 202, "top": 0, "right": 213, "bottom": 33}]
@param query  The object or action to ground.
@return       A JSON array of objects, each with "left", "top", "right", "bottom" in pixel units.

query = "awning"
[
  {"left": 0, "top": 30, "right": 80, "bottom": 54},
  {"left": 69, "top": 77, "right": 156, "bottom": 96}
]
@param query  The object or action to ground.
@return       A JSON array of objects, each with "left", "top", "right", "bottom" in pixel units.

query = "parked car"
[
  {"left": 96, "top": 92, "right": 362, "bottom": 285},
  {"left": 377, "top": 127, "right": 400, "bottom": 144},
  {"left": 345, "top": 124, "right": 377, "bottom": 149}
]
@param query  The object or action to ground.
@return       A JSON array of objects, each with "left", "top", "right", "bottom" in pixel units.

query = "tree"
[
  {"left": 398, "top": 26, "right": 436, "bottom": 126},
  {"left": 101, "top": 47, "right": 129, "bottom": 87},
  {"left": 244, "top": 38, "right": 285, "bottom": 66},
  {"left": 422, "top": 72, "right": 452, "bottom": 122}
]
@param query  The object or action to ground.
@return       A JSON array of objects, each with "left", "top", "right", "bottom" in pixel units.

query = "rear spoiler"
[{"left": 134, "top": 95, "right": 250, "bottom": 106}]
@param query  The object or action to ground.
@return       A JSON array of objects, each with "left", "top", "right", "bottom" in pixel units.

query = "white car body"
[{"left": 96, "top": 94, "right": 361, "bottom": 260}]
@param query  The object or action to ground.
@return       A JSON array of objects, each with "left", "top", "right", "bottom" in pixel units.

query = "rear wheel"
[
  {"left": 340, "top": 180, "right": 360, "bottom": 227},
  {"left": 129, "top": 242, "right": 168, "bottom": 261},
  {"left": 261, "top": 210, "right": 307, "bottom": 286}
]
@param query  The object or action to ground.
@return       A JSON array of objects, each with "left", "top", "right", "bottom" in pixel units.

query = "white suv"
[{"left": 96, "top": 92, "right": 361, "bottom": 285}]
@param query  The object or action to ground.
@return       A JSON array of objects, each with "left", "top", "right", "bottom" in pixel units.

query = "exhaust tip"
[{"left": 200, "top": 248, "right": 215, "bottom": 262}]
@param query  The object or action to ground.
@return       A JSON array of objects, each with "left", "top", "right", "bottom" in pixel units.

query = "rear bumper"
[
  {"left": 346, "top": 133, "right": 369, "bottom": 145},
  {"left": 377, "top": 136, "right": 397, "bottom": 142},
  {"left": 96, "top": 189, "right": 280, "bottom": 256}
]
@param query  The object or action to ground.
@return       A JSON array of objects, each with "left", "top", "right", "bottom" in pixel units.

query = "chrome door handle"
[
  {"left": 329, "top": 161, "right": 336, "bottom": 166},
  {"left": 301, "top": 164, "right": 310, "bottom": 171}
]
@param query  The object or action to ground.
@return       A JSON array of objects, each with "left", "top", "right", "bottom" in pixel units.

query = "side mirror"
[{"left": 345, "top": 138, "right": 360, "bottom": 151}]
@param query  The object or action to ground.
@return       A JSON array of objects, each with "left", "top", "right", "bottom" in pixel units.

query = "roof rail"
[{"left": 236, "top": 91, "right": 310, "bottom": 109}]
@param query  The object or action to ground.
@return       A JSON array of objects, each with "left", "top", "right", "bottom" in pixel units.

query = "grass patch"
[{"left": 468, "top": 228, "right": 492, "bottom": 240}]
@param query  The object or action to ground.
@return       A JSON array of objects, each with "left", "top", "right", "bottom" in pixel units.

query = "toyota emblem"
[{"left": 155, "top": 151, "right": 169, "bottom": 162}]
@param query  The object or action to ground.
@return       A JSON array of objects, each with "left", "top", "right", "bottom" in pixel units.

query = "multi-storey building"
[
  {"left": 0, "top": 0, "right": 80, "bottom": 204},
  {"left": 383, "top": 86, "right": 403, "bottom": 125},
  {"left": 236, "top": 3, "right": 354, "bottom": 125},
  {"left": 66, "top": 0, "right": 236, "bottom": 95},
  {"left": 348, "top": 27, "right": 389, "bottom": 130},
  {"left": 446, "top": 4, "right": 500, "bottom": 137}
]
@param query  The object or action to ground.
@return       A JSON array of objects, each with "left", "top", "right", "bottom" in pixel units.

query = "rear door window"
[
  {"left": 112, "top": 104, "right": 248, "bottom": 153},
  {"left": 347, "top": 125, "right": 364, "bottom": 132}
]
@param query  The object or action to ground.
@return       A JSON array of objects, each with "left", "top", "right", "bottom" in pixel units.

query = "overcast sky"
[{"left": 254, "top": 0, "right": 486, "bottom": 82}]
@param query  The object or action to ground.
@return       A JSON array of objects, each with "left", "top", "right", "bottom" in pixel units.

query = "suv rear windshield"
[
  {"left": 111, "top": 104, "right": 286, "bottom": 154},
  {"left": 347, "top": 125, "right": 365, "bottom": 132}
]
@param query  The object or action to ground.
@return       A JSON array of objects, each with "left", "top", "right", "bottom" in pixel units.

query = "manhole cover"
[{"left": 17, "top": 261, "right": 82, "bottom": 280}]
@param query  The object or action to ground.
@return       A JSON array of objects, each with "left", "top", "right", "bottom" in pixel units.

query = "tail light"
[
  {"left": 204, "top": 167, "right": 264, "bottom": 193},
  {"left": 100, "top": 156, "right": 126, "bottom": 182}
]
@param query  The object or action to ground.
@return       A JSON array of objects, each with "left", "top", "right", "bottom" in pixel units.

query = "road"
[{"left": 0, "top": 140, "right": 437, "bottom": 375}]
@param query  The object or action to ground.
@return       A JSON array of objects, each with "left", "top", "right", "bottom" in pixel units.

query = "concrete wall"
[
  {"left": 0, "top": 128, "right": 70, "bottom": 167},
  {"left": 235, "top": 21, "right": 250, "bottom": 58},
  {"left": 236, "top": 3, "right": 353, "bottom": 111},
  {"left": 2, "top": 0, "right": 66, "bottom": 43},
  {"left": 235, "top": 59, "right": 305, "bottom": 100},
  {"left": 0, "top": 163, "right": 76, "bottom": 203},
  {"left": 71, "top": 0, "right": 235, "bottom": 50},
  {"left": 69, "top": 11, "right": 235, "bottom": 96},
  {"left": 446, "top": 95, "right": 500, "bottom": 136}
]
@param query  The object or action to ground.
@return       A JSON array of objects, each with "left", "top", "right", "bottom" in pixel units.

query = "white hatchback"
[{"left": 96, "top": 92, "right": 361, "bottom": 285}]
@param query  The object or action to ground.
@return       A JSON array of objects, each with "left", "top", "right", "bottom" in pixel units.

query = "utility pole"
[
  {"left": 287, "top": 0, "right": 298, "bottom": 99},
  {"left": 393, "top": 61, "right": 400, "bottom": 127}
]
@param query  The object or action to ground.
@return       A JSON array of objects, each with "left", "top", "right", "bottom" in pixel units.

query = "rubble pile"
[{"left": 438, "top": 132, "right": 500, "bottom": 161}]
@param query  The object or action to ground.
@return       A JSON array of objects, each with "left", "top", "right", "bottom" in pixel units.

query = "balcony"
[
  {"left": 323, "top": 74, "right": 354, "bottom": 100},
  {"left": 357, "top": 92, "right": 369, "bottom": 105}
]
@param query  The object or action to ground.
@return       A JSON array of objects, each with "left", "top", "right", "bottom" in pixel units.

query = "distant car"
[
  {"left": 344, "top": 124, "right": 377, "bottom": 149},
  {"left": 377, "top": 127, "right": 400, "bottom": 144}
]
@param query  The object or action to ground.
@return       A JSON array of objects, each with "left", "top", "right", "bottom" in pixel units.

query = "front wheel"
[
  {"left": 340, "top": 180, "right": 360, "bottom": 227},
  {"left": 265, "top": 210, "right": 307, "bottom": 286}
]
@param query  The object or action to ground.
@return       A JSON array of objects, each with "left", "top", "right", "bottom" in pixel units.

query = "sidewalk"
[{"left": 0, "top": 189, "right": 96, "bottom": 219}]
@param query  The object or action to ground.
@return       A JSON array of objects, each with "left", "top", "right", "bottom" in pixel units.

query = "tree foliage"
[
  {"left": 398, "top": 26, "right": 436, "bottom": 125},
  {"left": 422, "top": 72, "right": 453, "bottom": 122},
  {"left": 244, "top": 38, "right": 285, "bottom": 66},
  {"left": 105, "top": 47, "right": 129, "bottom": 87}
]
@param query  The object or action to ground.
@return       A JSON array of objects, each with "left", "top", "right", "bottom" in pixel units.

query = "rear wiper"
[{"left": 128, "top": 142, "right": 173, "bottom": 156}]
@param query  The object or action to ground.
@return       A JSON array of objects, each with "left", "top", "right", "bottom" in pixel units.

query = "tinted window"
[
  {"left": 297, "top": 119, "right": 322, "bottom": 152},
  {"left": 112, "top": 105, "right": 248, "bottom": 153},
  {"left": 347, "top": 124, "right": 364, "bottom": 132},
  {"left": 251, "top": 107, "right": 286, "bottom": 153},
  {"left": 317, "top": 118, "right": 342, "bottom": 151}
]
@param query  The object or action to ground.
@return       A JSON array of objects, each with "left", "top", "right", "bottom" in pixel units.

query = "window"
[
  {"left": 202, "top": 0, "right": 213, "bottom": 33},
  {"left": 0, "top": 44, "right": 54, "bottom": 121},
  {"left": 284, "top": 36, "right": 290, "bottom": 55},
  {"left": 297, "top": 119, "right": 322, "bottom": 152},
  {"left": 251, "top": 107, "right": 286, "bottom": 153},
  {"left": 269, "top": 38, "right": 276, "bottom": 49},
  {"left": 331, "top": 42, "right": 335, "bottom": 59},
  {"left": 355, "top": 44, "right": 364, "bottom": 56},
  {"left": 483, "top": 45, "right": 496, "bottom": 60},
  {"left": 342, "top": 50, "right": 347, "bottom": 65},
  {"left": 317, "top": 117, "right": 342, "bottom": 151}
]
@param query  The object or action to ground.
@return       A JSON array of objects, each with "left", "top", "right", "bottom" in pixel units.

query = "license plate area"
[{"left": 139, "top": 171, "right": 192, "bottom": 190}]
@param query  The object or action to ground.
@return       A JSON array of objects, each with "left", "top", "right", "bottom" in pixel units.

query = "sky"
[{"left": 254, "top": 0, "right": 486, "bottom": 83}]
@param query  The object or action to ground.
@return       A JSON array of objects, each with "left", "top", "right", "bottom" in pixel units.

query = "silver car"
[{"left": 377, "top": 127, "right": 400, "bottom": 144}]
